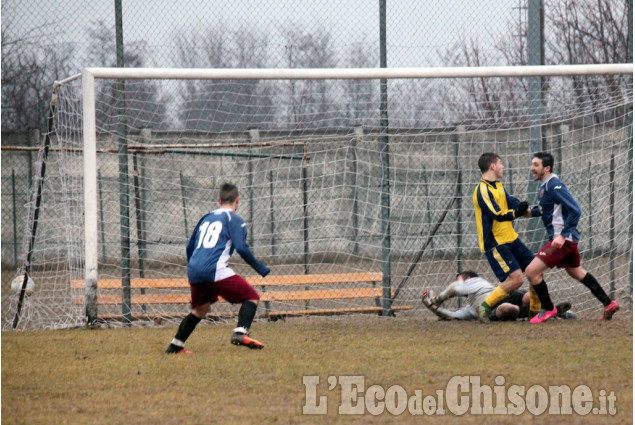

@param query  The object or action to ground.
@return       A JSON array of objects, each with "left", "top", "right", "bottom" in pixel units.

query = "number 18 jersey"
[{"left": 186, "top": 208, "right": 269, "bottom": 284}]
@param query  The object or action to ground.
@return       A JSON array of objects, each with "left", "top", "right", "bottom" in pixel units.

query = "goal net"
[{"left": 5, "top": 65, "right": 632, "bottom": 329}]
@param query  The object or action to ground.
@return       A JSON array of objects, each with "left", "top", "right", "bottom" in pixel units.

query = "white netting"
[{"left": 4, "top": 67, "right": 632, "bottom": 329}]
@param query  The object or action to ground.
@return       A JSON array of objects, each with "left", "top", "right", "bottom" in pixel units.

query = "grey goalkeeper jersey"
[{"left": 438, "top": 277, "right": 495, "bottom": 311}]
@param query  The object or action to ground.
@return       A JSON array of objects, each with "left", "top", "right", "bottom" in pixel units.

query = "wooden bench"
[{"left": 71, "top": 272, "right": 413, "bottom": 321}]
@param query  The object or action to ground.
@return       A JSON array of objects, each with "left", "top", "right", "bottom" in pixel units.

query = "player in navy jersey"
[
  {"left": 525, "top": 152, "right": 619, "bottom": 323},
  {"left": 166, "top": 183, "right": 271, "bottom": 353}
]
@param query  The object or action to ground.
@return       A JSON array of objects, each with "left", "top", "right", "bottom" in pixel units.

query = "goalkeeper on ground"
[{"left": 422, "top": 271, "right": 573, "bottom": 321}]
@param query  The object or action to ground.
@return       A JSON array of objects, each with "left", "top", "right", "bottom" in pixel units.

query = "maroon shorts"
[
  {"left": 190, "top": 274, "right": 260, "bottom": 308},
  {"left": 536, "top": 240, "right": 581, "bottom": 269}
]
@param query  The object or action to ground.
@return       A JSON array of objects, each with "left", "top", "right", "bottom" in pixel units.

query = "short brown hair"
[
  {"left": 219, "top": 182, "right": 239, "bottom": 204},
  {"left": 478, "top": 152, "right": 500, "bottom": 173}
]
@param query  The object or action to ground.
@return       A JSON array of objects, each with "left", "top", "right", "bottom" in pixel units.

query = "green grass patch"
[{"left": 2, "top": 315, "right": 632, "bottom": 424}]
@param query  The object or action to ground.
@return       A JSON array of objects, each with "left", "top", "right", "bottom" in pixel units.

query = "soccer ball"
[{"left": 11, "top": 275, "right": 35, "bottom": 296}]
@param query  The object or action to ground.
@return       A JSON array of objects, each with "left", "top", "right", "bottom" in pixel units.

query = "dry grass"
[{"left": 2, "top": 314, "right": 632, "bottom": 425}]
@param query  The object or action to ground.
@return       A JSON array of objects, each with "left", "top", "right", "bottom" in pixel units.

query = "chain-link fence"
[
  {"left": 4, "top": 0, "right": 631, "bottom": 131},
  {"left": 2, "top": 131, "right": 38, "bottom": 270},
  {"left": 2, "top": 1, "right": 632, "bottom": 327}
]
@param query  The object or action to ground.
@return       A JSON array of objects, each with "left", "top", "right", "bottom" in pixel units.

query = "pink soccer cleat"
[
  {"left": 529, "top": 307, "right": 558, "bottom": 324},
  {"left": 600, "top": 300, "right": 619, "bottom": 321}
]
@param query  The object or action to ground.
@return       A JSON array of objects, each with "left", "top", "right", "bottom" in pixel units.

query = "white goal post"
[
  {"left": 80, "top": 63, "right": 632, "bottom": 321},
  {"left": 80, "top": 63, "right": 633, "bottom": 80}
]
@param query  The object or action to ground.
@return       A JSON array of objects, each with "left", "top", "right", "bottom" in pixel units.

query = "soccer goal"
[{"left": 5, "top": 64, "right": 632, "bottom": 329}]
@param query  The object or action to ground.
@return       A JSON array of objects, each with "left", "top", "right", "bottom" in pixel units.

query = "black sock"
[
  {"left": 173, "top": 313, "right": 202, "bottom": 344},
  {"left": 580, "top": 273, "right": 611, "bottom": 306},
  {"left": 518, "top": 303, "right": 530, "bottom": 319},
  {"left": 532, "top": 281, "right": 554, "bottom": 311},
  {"left": 237, "top": 301, "right": 258, "bottom": 331}
]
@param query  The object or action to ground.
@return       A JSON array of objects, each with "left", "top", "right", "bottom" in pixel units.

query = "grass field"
[{"left": 2, "top": 314, "right": 632, "bottom": 424}]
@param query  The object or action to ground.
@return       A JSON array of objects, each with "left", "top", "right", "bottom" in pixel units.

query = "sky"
[{"left": 4, "top": 0, "right": 518, "bottom": 69}]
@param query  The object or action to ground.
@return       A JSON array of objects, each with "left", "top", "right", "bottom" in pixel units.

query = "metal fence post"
[
  {"left": 115, "top": 0, "right": 131, "bottom": 325},
  {"left": 526, "top": 0, "right": 545, "bottom": 253},
  {"left": 379, "top": 0, "right": 392, "bottom": 316}
]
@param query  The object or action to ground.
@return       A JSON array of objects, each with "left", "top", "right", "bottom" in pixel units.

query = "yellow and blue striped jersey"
[{"left": 473, "top": 179, "right": 520, "bottom": 252}]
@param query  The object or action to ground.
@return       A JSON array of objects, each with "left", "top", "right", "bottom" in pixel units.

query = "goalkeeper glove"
[
  {"left": 515, "top": 201, "right": 529, "bottom": 218},
  {"left": 422, "top": 290, "right": 441, "bottom": 311}
]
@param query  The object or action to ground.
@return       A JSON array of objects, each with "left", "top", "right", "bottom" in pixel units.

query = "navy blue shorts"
[{"left": 485, "top": 238, "right": 534, "bottom": 282}]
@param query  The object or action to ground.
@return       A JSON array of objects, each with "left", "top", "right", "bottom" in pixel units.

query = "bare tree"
[
  {"left": 341, "top": 40, "right": 379, "bottom": 127},
  {"left": 545, "top": 0, "right": 630, "bottom": 124},
  {"left": 435, "top": 0, "right": 631, "bottom": 128},
  {"left": 86, "top": 20, "right": 170, "bottom": 132},
  {"left": 437, "top": 36, "right": 527, "bottom": 127},
  {"left": 1, "top": 13, "right": 75, "bottom": 132},
  {"left": 227, "top": 26, "right": 275, "bottom": 131},
  {"left": 175, "top": 24, "right": 274, "bottom": 131},
  {"left": 282, "top": 25, "right": 339, "bottom": 129}
]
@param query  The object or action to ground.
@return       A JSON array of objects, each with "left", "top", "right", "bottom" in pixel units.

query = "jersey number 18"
[{"left": 196, "top": 221, "right": 223, "bottom": 249}]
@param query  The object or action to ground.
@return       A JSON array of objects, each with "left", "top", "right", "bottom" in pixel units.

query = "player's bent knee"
[
  {"left": 565, "top": 267, "right": 586, "bottom": 281},
  {"left": 244, "top": 287, "right": 260, "bottom": 303},
  {"left": 192, "top": 303, "right": 211, "bottom": 318},
  {"left": 525, "top": 266, "right": 540, "bottom": 283},
  {"left": 507, "top": 271, "right": 524, "bottom": 290},
  {"left": 525, "top": 259, "right": 546, "bottom": 283},
  {"left": 521, "top": 292, "right": 530, "bottom": 306}
]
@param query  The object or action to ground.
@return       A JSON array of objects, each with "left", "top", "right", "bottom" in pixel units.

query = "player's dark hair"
[
  {"left": 533, "top": 151, "right": 554, "bottom": 173},
  {"left": 456, "top": 270, "right": 479, "bottom": 280},
  {"left": 219, "top": 182, "right": 239, "bottom": 204},
  {"left": 478, "top": 152, "right": 500, "bottom": 173}
]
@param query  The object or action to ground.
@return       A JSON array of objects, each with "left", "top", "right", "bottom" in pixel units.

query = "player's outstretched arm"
[
  {"left": 425, "top": 279, "right": 477, "bottom": 304},
  {"left": 229, "top": 215, "right": 270, "bottom": 277},
  {"left": 505, "top": 193, "right": 530, "bottom": 219},
  {"left": 437, "top": 280, "right": 465, "bottom": 301},
  {"left": 436, "top": 306, "right": 475, "bottom": 321},
  {"left": 422, "top": 280, "right": 463, "bottom": 307},
  {"left": 529, "top": 205, "right": 541, "bottom": 218},
  {"left": 423, "top": 288, "right": 477, "bottom": 321}
]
